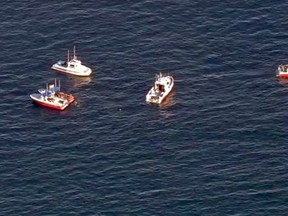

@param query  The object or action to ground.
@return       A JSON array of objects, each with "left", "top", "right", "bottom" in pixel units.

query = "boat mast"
[
  {"left": 67, "top": 49, "right": 70, "bottom": 62},
  {"left": 73, "top": 45, "right": 76, "bottom": 59}
]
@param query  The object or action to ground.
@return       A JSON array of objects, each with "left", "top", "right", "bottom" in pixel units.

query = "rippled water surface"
[{"left": 0, "top": 1, "right": 288, "bottom": 215}]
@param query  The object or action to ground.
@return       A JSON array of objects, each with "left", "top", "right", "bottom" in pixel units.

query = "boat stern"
[{"left": 146, "top": 91, "right": 160, "bottom": 104}]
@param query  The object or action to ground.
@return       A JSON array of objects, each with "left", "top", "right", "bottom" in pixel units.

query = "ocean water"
[{"left": 0, "top": 1, "right": 288, "bottom": 215}]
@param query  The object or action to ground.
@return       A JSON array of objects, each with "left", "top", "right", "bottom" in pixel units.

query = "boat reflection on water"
[
  {"left": 277, "top": 76, "right": 288, "bottom": 85},
  {"left": 157, "top": 90, "right": 177, "bottom": 119},
  {"left": 67, "top": 75, "right": 92, "bottom": 88},
  {"left": 158, "top": 89, "right": 176, "bottom": 109}
]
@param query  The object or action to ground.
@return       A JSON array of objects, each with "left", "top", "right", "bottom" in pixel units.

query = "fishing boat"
[
  {"left": 30, "top": 80, "right": 74, "bottom": 110},
  {"left": 51, "top": 46, "right": 92, "bottom": 77},
  {"left": 146, "top": 72, "right": 174, "bottom": 104},
  {"left": 277, "top": 64, "right": 288, "bottom": 78}
]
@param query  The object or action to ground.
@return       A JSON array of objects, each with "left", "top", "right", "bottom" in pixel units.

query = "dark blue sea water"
[{"left": 0, "top": 0, "right": 288, "bottom": 215}]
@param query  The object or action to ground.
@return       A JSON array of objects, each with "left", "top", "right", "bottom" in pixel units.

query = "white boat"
[
  {"left": 51, "top": 46, "right": 92, "bottom": 77},
  {"left": 146, "top": 72, "right": 174, "bottom": 104},
  {"left": 30, "top": 79, "right": 75, "bottom": 111}
]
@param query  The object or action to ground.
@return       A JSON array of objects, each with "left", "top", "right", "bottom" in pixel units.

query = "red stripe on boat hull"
[{"left": 277, "top": 73, "right": 288, "bottom": 78}]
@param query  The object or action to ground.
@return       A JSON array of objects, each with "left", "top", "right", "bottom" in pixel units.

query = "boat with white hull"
[
  {"left": 146, "top": 72, "right": 174, "bottom": 104},
  {"left": 30, "top": 80, "right": 74, "bottom": 110},
  {"left": 51, "top": 46, "right": 92, "bottom": 77}
]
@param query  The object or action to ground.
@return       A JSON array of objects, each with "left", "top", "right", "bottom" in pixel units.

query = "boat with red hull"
[
  {"left": 30, "top": 80, "right": 74, "bottom": 110},
  {"left": 277, "top": 64, "right": 288, "bottom": 78}
]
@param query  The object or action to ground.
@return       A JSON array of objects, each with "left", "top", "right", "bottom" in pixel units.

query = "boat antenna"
[
  {"left": 67, "top": 49, "right": 70, "bottom": 62},
  {"left": 74, "top": 45, "right": 76, "bottom": 59}
]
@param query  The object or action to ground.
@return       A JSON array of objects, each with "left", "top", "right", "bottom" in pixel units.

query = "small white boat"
[
  {"left": 30, "top": 79, "right": 75, "bottom": 110},
  {"left": 146, "top": 72, "right": 174, "bottom": 104},
  {"left": 277, "top": 64, "right": 288, "bottom": 78},
  {"left": 51, "top": 46, "right": 92, "bottom": 77}
]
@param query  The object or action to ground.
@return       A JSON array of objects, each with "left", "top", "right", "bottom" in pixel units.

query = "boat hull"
[
  {"left": 51, "top": 64, "right": 92, "bottom": 77},
  {"left": 277, "top": 71, "right": 288, "bottom": 78},
  {"left": 277, "top": 73, "right": 288, "bottom": 78},
  {"left": 30, "top": 94, "right": 71, "bottom": 111}
]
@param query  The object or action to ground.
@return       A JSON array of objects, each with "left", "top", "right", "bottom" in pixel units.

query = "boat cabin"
[
  {"left": 279, "top": 65, "right": 288, "bottom": 73},
  {"left": 58, "top": 61, "right": 67, "bottom": 67},
  {"left": 155, "top": 83, "right": 165, "bottom": 93},
  {"left": 69, "top": 59, "right": 81, "bottom": 68}
]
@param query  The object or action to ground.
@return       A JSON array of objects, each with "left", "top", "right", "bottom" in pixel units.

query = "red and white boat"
[
  {"left": 277, "top": 64, "right": 288, "bottom": 78},
  {"left": 30, "top": 80, "right": 74, "bottom": 110}
]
